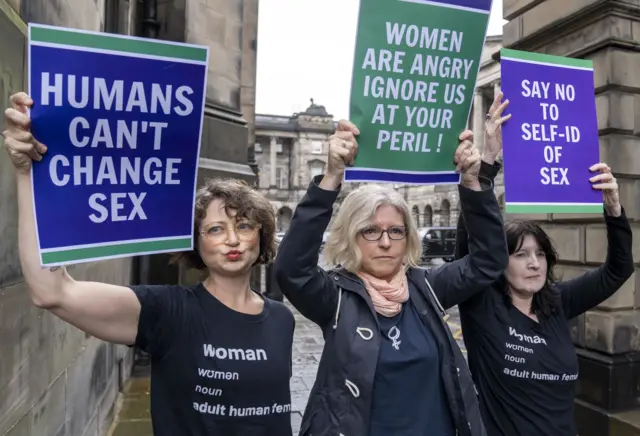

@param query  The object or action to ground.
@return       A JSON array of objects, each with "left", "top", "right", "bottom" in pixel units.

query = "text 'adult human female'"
[{"left": 455, "top": 92, "right": 635, "bottom": 436}]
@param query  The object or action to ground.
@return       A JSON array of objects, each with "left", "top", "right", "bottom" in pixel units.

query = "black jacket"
[{"left": 274, "top": 175, "right": 508, "bottom": 436}]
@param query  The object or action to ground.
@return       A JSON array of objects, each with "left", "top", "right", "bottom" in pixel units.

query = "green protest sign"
[{"left": 346, "top": 0, "right": 494, "bottom": 184}]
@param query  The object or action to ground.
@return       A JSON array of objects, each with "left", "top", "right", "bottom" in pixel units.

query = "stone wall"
[
  {"left": 0, "top": 1, "right": 135, "bottom": 435},
  {"left": 502, "top": 0, "right": 640, "bottom": 434},
  {"left": 240, "top": 0, "right": 259, "bottom": 154}
]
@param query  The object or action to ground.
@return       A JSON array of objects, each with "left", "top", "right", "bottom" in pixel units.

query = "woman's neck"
[
  {"left": 203, "top": 272, "right": 261, "bottom": 314},
  {"left": 508, "top": 288, "right": 535, "bottom": 319}
]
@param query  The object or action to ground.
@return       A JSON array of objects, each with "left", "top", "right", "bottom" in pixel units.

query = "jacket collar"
[
  {"left": 329, "top": 266, "right": 448, "bottom": 325},
  {"left": 331, "top": 265, "right": 425, "bottom": 298},
  {"left": 330, "top": 267, "right": 367, "bottom": 296}
]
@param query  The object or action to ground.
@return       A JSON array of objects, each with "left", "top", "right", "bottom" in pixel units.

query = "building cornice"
[{"left": 495, "top": 0, "right": 640, "bottom": 61}]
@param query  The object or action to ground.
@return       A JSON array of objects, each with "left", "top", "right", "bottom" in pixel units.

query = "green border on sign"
[
  {"left": 41, "top": 237, "right": 192, "bottom": 264},
  {"left": 501, "top": 48, "right": 593, "bottom": 69},
  {"left": 30, "top": 25, "right": 207, "bottom": 62},
  {"left": 505, "top": 203, "right": 603, "bottom": 214}
]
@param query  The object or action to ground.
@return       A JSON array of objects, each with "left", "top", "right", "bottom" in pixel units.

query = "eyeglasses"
[
  {"left": 360, "top": 226, "right": 408, "bottom": 241},
  {"left": 200, "top": 222, "right": 261, "bottom": 242}
]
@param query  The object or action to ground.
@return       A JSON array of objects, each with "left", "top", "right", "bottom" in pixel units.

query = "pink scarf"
[{"left": 357, "top": 269, "right": 409, "bottom": 317}]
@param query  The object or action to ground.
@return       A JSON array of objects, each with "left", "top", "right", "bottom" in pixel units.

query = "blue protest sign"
[
  {"left": 500, "top": 48, "right": 602, "bottom": 214},
  {"left": 28, "top": 24, "right": 209, "bottom": 266}
]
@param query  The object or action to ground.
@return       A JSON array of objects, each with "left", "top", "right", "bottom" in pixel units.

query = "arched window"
[
  {"left": 411, "top": 205, "right": 420, "bottom": 227},
  {"left": 423, "top": 205, "right": 433, "bottom": 227},
  {"left": 277, "top": 207, "right": 293, "bottom": 232},
  {"left": 440, "top": 199, "right": 451, "bottom": 226}
]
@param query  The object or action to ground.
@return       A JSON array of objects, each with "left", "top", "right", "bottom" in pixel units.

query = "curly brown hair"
[{"left": 171, "top": 178, "right": 277, "bottom": 269}]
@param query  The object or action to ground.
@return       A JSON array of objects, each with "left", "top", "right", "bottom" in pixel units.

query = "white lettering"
[
  {"left": 49, "top": 155, "right": 70, "bottom": 186},
  {"left": 505, "top": 343, "right": 533, "bottom": 354},
  {"left": 202, "top": 344, "right": 268, "bottom": 361},
  {"left": 508, "top": 327, "right": 547, "bottom": 345},
  {"left": 504, "top": 353, "right": 526, "bottom": 364},
  {"left": 540, "top": 167, "right": 569, "bottom": 185},
  {"left": 88, "top": 192, "right": 148, "bottom": 223},
  {"left": 197, "top": 368, "right": 239, "bottom": 380},
  {"left": 48, "top": 156, "right": 182, "bottom": 187},
  {"left": 385, "top": 22, "right": 463, "bottom": 52},
  {"left": 194, "top": 385, "right": 222, "bottom": 397},
  {"left": 520, "top": 80, "right": 550, "bottom": 99},
  {"left": 38, "top": 74, "right": 194, "bottom": 115},
  {"left": 41, "top": 72, "right": 63, "bottom": 106}
]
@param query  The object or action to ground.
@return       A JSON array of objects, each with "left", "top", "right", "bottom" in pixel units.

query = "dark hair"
[
  {"left": 499, "top": 220, "right": 560, "bottom": 318},
  {"left": 171, "top": 178, "right": 277, "bottom": 270}
]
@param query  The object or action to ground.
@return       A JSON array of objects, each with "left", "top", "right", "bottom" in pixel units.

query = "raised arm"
[
  {"left": 273, "top": 176, "right": 339, "bottom": 327},
  {"left": 559, "top": 164, "right": 634, "bottom": 319},
  {"left": 454, "top": 160, "right": 501, "bottom": 260},
  {"left": 429, "top": 174, "right": 508, "bottom": 310},
  {"left": 455, "top": 91, "right": 509, "bottom": 261},
  {"left": 274, "top": 120, "right": 359, "bottom": 327},
  {"left": 4, "top": 93, "right": 141, "bottom": 345}
]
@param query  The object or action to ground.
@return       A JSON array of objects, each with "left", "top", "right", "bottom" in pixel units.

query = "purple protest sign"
[{"left": 500, "top": 49, "right": 603, "bottom": 214}]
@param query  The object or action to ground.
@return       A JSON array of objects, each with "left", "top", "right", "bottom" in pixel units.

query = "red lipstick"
[{"left": 226, "top": 250, "right": 242, "bottom": 261}]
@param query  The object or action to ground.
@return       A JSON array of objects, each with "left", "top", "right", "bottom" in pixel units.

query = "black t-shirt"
[
  {"left": 131, "top": 283, "right": 295, "bottom": 436},
  {"left": 460, "top": 288, "right": 579, "bottom": 436},
  {"left": 369, "top": 284, "right": 456, "bottom": 436},
  {"left": 458, "top": 212, "right": 633, "bottom": 436}
]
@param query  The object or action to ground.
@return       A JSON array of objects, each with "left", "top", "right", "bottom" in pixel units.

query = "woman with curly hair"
[{"left": 3, "top": 91, "right": 296, "bottom": 436}]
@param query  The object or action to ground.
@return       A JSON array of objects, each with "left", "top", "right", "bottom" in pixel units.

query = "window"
[
  {"left": 254, "top": 143, "right": 262, "bottom": 153},
  {"left": 275, "top": 142, "right": 283, "bottom": 153},
  {"left": 276, "top": 167, "right": 288, "bottom": 189},
  {"left": 309, "top": 161, "right": 324, "bottom": 181},
  {"left": 311, "top": 141, "right": 323, "bottom": 154},
  {"left": 104, "top": 0, "right": 121, "bottom": 34},
  {"left": 258, "top": 167, "right": 268, "bottom": 189}
]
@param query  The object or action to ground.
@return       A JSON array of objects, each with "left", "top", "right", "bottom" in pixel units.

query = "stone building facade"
[
  {"left": 402, "top": 35, "right": 505, "bottom": 230},
  {"left": 254, "top": 100, "right": 360, "bottom": 232},
  {"left": 253, "top": 36, "right": 505, "bottom": 233},
  {"left": 501, "top": 1, "right": 639, "bottom": 434},
  {"left": 0, "top": 0, "right": 260, "bottom": 434}
]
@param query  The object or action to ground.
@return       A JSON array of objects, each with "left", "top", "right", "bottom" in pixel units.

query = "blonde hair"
[{"left": 324, "top": 184, "right": 422, "bottom": 273}]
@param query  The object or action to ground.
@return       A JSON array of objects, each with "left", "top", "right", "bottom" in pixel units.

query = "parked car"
[{"left": 420, "top": 226, "right": 457, "bottom": 263}]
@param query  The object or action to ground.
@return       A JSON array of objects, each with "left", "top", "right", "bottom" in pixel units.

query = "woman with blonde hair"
[{"left": 274, "top": 110, "right": 510, "bottom": 435}]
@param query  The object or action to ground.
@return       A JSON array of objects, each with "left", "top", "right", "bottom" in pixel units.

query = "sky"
[{"left": 255, "top": 0, "right": 507, "bottom": 120}]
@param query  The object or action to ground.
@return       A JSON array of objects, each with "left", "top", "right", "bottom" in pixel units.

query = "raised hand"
[
  {"left": 455, "top": 130, "right": 482, "bottom": 190},
  {"left": 3, "top": 92, "right": 47, "bottom": 174},
  {"left": 483, "top": 91, "right": 511, "bottom": 164},
  {"left": 320, "top": 119, "right": 360, "bottom": 190},
  {"left": 590, "top": 162, "right": 621, "bottom": 217}
]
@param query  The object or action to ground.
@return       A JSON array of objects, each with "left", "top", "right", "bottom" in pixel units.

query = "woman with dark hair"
[
  {"left": 3, "top": 92, "right": 295, "bottom": 436},
  {"left": 455, "top": 94, "right": 635, "bottom": 436}
]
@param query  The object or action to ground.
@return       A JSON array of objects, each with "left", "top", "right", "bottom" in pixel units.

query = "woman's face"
[
  {"left": 198, "top": 199, "right": 261, "bottom": 276},
  {"left": 504, "top": 235, "right": 547, "bottom": 295},
  {"left": 357, "top": 205, "right": 407, "bottom": 281}
]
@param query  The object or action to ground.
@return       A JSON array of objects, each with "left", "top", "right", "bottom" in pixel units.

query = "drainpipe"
[{"left": 141, "top": 0, "right": 160, "bottom": 38}]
